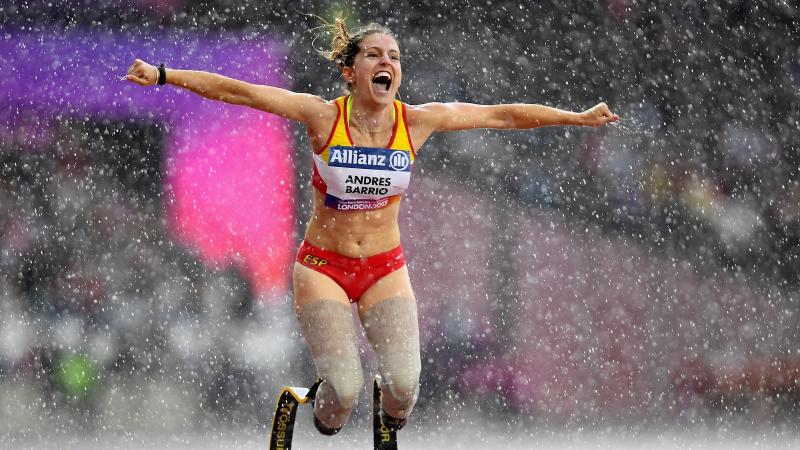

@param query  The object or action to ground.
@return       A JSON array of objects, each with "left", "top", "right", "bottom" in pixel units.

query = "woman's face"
[{"left": 344, "top": 33, "right": 402, "bottom": 106}]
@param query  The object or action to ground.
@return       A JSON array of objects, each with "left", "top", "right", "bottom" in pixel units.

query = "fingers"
[
  {"left": 597, "top": 102, "right": 613, "bottom": 117},
  {"left": 124, "top": 59, "right": 156, "bottom": 86},
  {"left": 125, "top": 74, "right": 150, "bottom": 86},
  {"left": 127, "top": 60, "right": 142, "bottom": 76},
  {"left": 594, "top": 102, "right": 619, "bottom": 126}
]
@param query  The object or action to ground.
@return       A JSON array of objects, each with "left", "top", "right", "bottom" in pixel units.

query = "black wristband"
[{"left": 157, "top": 63, "right": 167, "bottom": 85}]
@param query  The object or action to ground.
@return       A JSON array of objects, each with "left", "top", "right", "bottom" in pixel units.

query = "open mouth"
[{"left": 371, "top": 71, "right": 392, "bottom": 93}]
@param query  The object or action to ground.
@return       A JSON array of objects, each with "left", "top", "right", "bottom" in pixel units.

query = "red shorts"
[{"left": 296, "top": 240, "right": 406, "bottom": 302}]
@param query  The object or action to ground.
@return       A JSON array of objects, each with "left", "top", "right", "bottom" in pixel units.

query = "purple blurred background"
[{"left": 2, "top": 30, "right": 295, "bottom": 296}]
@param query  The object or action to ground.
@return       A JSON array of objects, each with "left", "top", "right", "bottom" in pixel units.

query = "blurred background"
[{"left": 2, "top": 0, "right": 800, "bottom": 448}]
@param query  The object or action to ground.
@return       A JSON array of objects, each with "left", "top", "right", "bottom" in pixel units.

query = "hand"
[
  {"left": 124, "top": 59, "right": 159, "bottom": 86},
  {"left": 581, "top": 102, "right": 620, "bottom": 127}
]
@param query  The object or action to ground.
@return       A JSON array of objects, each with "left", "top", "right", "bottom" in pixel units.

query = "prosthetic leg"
[
  {"left": 267, "top": 379, "right": 321, "bottom": 450},
  {"left": 373, "top": 376, "right": 399, "bottom": 450},
  {"left": 268, "top": 377, "right": 402, "bottom": 449}
]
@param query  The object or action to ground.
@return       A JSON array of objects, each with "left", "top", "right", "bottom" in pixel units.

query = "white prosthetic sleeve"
[
  {"left": 297, "top": 299, "right": 364, "bottom": 430},
  {"left": 362, "top": 296, "right": 422, "bottom": 420}
]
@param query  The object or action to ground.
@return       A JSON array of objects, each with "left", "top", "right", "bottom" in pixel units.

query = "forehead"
[{"left": 358, "top": 33, "right": 400, "bottom": 52}]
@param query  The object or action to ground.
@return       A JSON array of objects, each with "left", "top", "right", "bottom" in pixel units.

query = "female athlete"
[{"left": 125, "top": 19, "right": 619, "bottom": 436}]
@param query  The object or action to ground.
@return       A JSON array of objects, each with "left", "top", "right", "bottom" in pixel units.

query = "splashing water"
[{"left": 607, "top": 118, "right": 647, "bottom": 136}]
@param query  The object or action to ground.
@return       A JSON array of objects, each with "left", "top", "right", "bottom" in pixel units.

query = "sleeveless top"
[{"left": 312, "top": 96, "right": 415, "bottom": 211}]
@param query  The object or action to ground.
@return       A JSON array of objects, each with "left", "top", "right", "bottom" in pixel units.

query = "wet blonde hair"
[{"left": 321, "top": 18, "right": 395, "bottom": 69}]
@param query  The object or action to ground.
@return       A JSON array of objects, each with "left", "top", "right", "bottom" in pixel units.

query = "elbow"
[
  {"left": 218, "top": 88, "right": 254, "bottom": 107},
  {"left": 505, "top": 107, "right": 542, "bottom": 129},
  {"left": 219, "top": 93, "right": 245, "bottom": 106},
  {"left": 215, "top": 80, "right": 251, "bottom": 106},
  {"left": 499, "top": 109, "right": 520, "bottom": 129}
]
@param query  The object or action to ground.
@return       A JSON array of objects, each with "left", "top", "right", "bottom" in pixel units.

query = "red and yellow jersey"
[{"left": 312, "top": 96, "right": 415, "bottom": 211}]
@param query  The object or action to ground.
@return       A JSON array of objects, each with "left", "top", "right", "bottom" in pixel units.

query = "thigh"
[
  {"left": 293, "top": 262, "right": 349, "bottom": 313},
  {"left": 357, "top": 265, "right": 416, "bottom": 315}
]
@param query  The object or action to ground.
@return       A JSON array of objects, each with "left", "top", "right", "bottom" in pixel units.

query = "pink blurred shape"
[{"left": 166, "top": 106, "right": 294, "bottom": 298}]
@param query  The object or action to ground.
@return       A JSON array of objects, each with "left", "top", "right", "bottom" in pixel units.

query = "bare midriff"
[{"left": 303, "top": 189, "right": 402, "bottom": 258}]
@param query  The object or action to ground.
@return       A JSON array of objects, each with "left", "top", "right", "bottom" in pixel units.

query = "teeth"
[{"left": 373, "top": 71, "right": 392, "bottom": 80}]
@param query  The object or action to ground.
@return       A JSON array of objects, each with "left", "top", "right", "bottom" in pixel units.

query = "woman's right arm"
[{"left": 125, "top": 59, "right": 327, "bottom": 124}]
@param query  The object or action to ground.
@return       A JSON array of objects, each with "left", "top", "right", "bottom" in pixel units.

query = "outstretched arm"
[
  {"left": 124, "top": 59, "right": 328, "bottom": 124},
  {"left": 408, "top": 101, "right": 619, "bottom": 139}
]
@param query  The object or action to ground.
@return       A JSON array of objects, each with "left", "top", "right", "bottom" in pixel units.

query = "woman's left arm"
[{"left": 409, "top": 101, "right": 619, "bottom": 136}]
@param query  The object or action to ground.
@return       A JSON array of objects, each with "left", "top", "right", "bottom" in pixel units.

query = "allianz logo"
[{"left": 329, "top": 147, "right": 410, "bottom": 171}]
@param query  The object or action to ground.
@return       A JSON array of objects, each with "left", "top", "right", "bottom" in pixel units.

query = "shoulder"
[
  {"left": 302, "top": 95, "right": 344, "bottom": 128},
  {"left": 402, "top": 102, "right": 451, "bottom": 127},
  {"left": 398, "top": 103, "right": 454, "bottom": 149},
  {"left": 305, "top": 96, "right": 349, "bottom": 150},
  {"left": 404, "top": 102, "right": 450, "bottom": 116},
  {"left": 404, "top": 102, "right": 486, "bottom": 131},
  {"left": 303, "top": 94, "right": 342, "bottom": 115}
]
